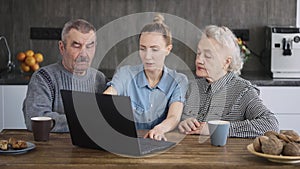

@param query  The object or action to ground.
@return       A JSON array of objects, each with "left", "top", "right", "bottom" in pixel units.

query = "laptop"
[{"left": 60, "top": 90, "right": 176, "bottom": 156}]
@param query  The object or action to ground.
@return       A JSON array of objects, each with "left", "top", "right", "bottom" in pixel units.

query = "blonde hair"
[
  {"left": 203, "top": 25, "right": 243, "bottom": 75},
  {"left": 139, "top": 13, "right": 172, "bottom": 46}
]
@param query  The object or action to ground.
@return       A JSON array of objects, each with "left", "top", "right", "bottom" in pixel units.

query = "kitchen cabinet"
[
  {"left": 0, "top": 86, "right": 3, "bottom": 131},
  {"left": 258, "top": 86, "right": 300, "bottom": 133},
  {"left": 0, "top": 84, "right": 299, "bottom": 134},
  {"left": 0, "top": 85, "right": 27, "bottom": 131}
]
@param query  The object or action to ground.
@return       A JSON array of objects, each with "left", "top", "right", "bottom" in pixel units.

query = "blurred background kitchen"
[{"left": 0, "top": 0, "right": 299, "bottom": 132}]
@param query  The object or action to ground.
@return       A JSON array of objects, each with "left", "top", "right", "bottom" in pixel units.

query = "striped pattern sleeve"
[{"left": 228, "top": 85, "right": 279, "bottom": 138}]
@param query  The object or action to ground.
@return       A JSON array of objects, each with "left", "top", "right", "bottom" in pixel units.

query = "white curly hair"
[{"left": 203, "top": 25, "right": 243, "bottom": 75}]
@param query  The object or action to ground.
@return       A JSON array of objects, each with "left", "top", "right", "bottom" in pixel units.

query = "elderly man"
[{"left": 23, "top": 19, "right": 107, "bottom": 132}]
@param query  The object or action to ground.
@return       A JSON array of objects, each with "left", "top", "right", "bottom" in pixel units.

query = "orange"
[
  {"left": 25, "top": 50, "right": 34, "bottom": 57},
  {"left": 16, "top": 52, "right": 26, "bottom": 61},
  {"left": 34, "top": 53, "right": 44, "bottom": 63},
  {"left": 21, "top": 63, "right": 30, "bottom": 72},
  {"left": 31, "top": 63, "right": 40, "bottom": 71},
  {"left": 25, "top": 56, "right": 36, "bottom": 66}
]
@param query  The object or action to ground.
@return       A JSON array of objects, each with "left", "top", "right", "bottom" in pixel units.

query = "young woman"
[{"left": 104, "top": 14, "right": 188, "bottom": 141}]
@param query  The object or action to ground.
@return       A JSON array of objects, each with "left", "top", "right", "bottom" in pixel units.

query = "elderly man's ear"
[{"left": 58, "top": 41, "right": 65, "bottom": 56}]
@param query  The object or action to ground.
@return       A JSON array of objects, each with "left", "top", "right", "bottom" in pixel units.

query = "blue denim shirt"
[{"left": 108, "top": 64, "right": 188, "bottom": 129}]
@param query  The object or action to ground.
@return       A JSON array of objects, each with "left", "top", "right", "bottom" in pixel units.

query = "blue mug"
[{"left": 208, "top": 120, "right": 230, "bottom": 146}]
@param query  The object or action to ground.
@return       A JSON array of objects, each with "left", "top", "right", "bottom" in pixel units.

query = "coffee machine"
[{"left": 265, "top": 26, "right": 300, "bottom": 78}]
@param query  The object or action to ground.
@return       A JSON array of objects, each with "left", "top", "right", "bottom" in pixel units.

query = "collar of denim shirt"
[{"left": 136, "top": 65, "right": 172, "bottom": 94}]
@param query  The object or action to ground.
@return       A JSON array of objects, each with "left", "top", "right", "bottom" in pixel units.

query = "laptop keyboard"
[{"left": 138, "top": 138, "right": 175, "bottom": 155}]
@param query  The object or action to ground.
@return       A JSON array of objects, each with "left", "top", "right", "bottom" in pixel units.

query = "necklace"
[
  {"left": 148, "top": 78, "right": 160, "bottom": 88},
  {"left": 146, "top": 71, "right": 162, "bottom": 88}
]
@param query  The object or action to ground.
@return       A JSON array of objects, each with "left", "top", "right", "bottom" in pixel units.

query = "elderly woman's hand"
[
  {"left": 178, "top": 118, "right": 200, "bottom": 134},
  {"left": 178, "top": 118, "right": 209, "bottom": 135}
]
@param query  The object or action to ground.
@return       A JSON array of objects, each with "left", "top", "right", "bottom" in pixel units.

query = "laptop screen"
[
  {"left": 61, "top": 90, "right": 175, "bottom": 157},
  {"left": 61, "top": 90, "right": 141, "bottom": 156}
]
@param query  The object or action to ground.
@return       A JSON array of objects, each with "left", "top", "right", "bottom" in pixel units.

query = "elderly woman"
[{"left": 178, "top": 25, "right": 279, "bottom": 138}]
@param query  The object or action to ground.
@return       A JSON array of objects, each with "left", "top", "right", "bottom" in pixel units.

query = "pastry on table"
[{"left": 0, "top": 140, "right": 9, "bottom": 150}]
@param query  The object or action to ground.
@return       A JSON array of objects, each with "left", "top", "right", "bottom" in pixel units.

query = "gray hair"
[
  {"left": 203, "top": 25, "right": 243, "bottom": 75},
  {"left": 61, "top": 19, "right": 96, "bottom": 42}
]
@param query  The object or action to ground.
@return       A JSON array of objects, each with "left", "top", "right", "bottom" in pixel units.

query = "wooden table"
[{"left": 0, "top": 129, "right": 299, "bottom": 169}]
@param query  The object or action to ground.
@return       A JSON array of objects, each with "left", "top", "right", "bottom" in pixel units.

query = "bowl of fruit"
[{"left": 16, "top": 50, "right": 43, "bottom": 74}]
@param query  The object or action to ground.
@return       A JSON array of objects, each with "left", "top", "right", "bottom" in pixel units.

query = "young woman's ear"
[{"left": 166, "top": 44, "right": 173, "bottom": 56}]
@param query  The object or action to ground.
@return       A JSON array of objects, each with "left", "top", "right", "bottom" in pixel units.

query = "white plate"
[
  {"left": 0, "top": 142, "right": 36, "bottom": 155},
  {"left": 247, "top": 143, "right": 300, "bottom": 164}
]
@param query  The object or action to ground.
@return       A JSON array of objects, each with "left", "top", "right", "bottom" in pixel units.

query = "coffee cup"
[
  {"left": 31, "top": 116, "right": 55, "bottom": 141},
  {"left": 208, "top": 120, "right": 230, "bottom": 146}
]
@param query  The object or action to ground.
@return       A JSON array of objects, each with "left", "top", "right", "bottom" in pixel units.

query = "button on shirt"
[{"left": 108, "top": 64, "right": 188, "bottom": 129}]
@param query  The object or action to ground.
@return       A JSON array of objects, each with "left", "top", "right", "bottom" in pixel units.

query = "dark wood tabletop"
[{"left": 0, "top": 129, "right": 299, "bottom": 169}]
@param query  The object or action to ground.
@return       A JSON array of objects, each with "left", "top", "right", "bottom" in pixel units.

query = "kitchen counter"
[
  {"left": 241, "top": 71, "right": 300, "bottom": 86},
  {"left": 0, "top": 70, "right": 31, "bottom": 85},
  {"left": 1, "top": 70, "right": 300, "bottom": 86}
]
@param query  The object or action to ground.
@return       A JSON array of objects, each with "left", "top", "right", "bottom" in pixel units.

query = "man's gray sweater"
[{"left": 23, "top": 61, "right": 107, "bottom": 132}]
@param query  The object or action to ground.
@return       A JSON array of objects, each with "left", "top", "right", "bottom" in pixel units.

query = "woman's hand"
[
  {"left": 103, "top": 86, "right": 117, "bottom": 95},
  {"left": 143, "top": 101, "right": 184, "bottom": 141},
  {"left": 178, "top": 118, "right": 209, "bottom": 135},
  {"left": 178, "top": 117, "right": 200, "bottom": 134},
  {"left": 144, "top": 127, "right": 167, "bottom": 141}
]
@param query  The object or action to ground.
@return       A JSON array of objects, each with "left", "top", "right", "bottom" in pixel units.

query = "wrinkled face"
[
  {"left": 195, "top": 36, "right": 231, "bottom": 83},
  {"left": 139, "top": 32, "right": 172, "bottom": 73},
  {"left": 59, "top": 29, "right": 96, "bottom": 76}
]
